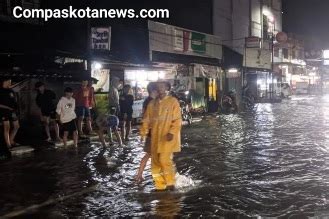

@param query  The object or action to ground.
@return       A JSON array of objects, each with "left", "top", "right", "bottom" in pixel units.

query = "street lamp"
[
  {"left": 228, "top": 68, "right": 238, "bottom": 73},
  {"left": 94, "top": 62, "right": 102, "bottom": 70}
]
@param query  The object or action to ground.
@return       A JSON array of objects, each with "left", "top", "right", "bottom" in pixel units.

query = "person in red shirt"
[{"left": 74, "top": 79, "right": 96, "bottom": 137}]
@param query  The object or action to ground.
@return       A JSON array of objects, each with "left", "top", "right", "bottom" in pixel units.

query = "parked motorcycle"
[
  {"left": 171, "top": 90, "right": 193, "bottom": 125},
  {"left": 242, "top": 84, "right": 255, "bottom": 110},
  {"left": 242, "top": 94, "right": 255, "bottom": 110},
  {"left": 179, "top": 100, "right": 193, "bottom": 125},
  {"left": 221, "top": 91, "right": 238, "bottom": 114},
  {"left": 280, "top": 83, "right": 292, "bottom": 99}
]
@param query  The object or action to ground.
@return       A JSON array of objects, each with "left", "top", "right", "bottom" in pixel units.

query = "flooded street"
[{"left": 2, "top": 96, "right": 329, "bottom": 218}]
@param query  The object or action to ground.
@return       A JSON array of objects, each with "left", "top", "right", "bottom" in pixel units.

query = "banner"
[
  {"left": 91, "top": 27, "right": 111, "bottom": 50},
  {"left": 245, "top": 37, "right": 261, "bottom": 48},
  {"left": 244, "top": 48, "right": 271, "bottom": 70},
  {"left": 148, "top": 21, "right": 222, "bottom": 60},
  {"left": 191, "top": 32, "right": 206, "bottom": 53},
  {"left": 174, "top": 29, "right": 184, "bottom": 51}
]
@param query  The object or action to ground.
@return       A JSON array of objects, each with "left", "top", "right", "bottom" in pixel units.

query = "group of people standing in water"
[{"left": 0, "top": 77, "right": 182, "bottom": 191}]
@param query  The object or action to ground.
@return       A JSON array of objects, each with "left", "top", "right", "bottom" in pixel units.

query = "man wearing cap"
[
  {"left": 0, "top": 77, "right": 20, "bottom": 149},
  {"left": 140, "top": 81, "right": 182, "bottom": 191}
]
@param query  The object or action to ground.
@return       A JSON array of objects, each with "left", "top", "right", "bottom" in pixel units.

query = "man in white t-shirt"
[{"left": 56, "top": 87, "right": 78, "bottom": 147}]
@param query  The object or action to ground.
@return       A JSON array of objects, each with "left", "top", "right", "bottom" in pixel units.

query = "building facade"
[{"left": 213, "top": 0, "right": 283, "bottom": 102}]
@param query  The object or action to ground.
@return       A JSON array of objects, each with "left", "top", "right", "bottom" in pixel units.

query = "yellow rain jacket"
[{"left": 140, "top": 96, "right": 182, "bottom": 153}]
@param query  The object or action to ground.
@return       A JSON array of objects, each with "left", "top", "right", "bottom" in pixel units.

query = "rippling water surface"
[{"left": 2, "top": 96, "right": 329, "bottom": 218}]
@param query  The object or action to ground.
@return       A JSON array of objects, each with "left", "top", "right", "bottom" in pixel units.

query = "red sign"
[
  {"left": 245, "top": 37, "right": 261, "bottom": 48},
  {"left": 276, "top": 32, "right": 288, "bottom": 43}
]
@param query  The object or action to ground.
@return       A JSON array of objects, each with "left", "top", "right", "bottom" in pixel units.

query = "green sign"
[{"left": 191, "top": 32, "right": 206, "bottom": 54}]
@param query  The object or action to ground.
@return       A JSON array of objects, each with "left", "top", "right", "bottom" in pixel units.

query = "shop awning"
[
  {"left": 0, "top": 50, "right": 90, "bottom": 81},
  {"left": 151, "top": 51, "right": 221, "bottom": 66}
]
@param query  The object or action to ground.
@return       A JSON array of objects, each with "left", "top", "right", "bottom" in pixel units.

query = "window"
[
  {"left": 283, "top": 48, "right": 288, "bottom": 59},
  {"left": 274, "top": 48, "right": 279, "bottom": 58},
  {"left": 292, "top": 50, "right": 296, "bottom": 59},
  {"left": 263, "top": 15, "right": 269, "bottom": 40},
  {"left": 263, "top": 15, "right": 274, "bottom": 41}
]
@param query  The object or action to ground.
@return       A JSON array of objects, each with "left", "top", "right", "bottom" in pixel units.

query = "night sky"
[{"left": 283, "top": 0, "right": 329, "bottom": 48}]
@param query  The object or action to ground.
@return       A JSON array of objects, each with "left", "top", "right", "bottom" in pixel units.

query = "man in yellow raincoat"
[{"left": 140, "top": 81, "right": 182, "bottom": 191}]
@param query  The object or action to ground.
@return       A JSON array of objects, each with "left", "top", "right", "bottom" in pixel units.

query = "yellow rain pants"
[{"left": 140, "top": 96, "right": 182, "bottom": 190}]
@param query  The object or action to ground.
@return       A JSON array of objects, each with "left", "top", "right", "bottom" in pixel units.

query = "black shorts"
[
  {"left": 41, "top": 109, "right": 57, "bottom": 120},
  {"left": 0, "top": 109, "right": 18, "bottom": 122},
  {"left": 62, "top": 119, "right": 77, "bottom": 132},
  {"left": 119, "top": 111, "right": 133, "bottom": 122}
]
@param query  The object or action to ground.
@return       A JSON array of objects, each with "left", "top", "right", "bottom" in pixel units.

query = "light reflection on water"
[{"left": 1, "top": 96, "right": 329, "bottom": 217}]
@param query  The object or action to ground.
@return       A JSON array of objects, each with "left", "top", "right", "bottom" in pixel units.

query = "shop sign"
[
  {"left": 91, "top": 27, "right": 111, "bottom": 50},
  {"left": 245, "top": 37, "right": 261, "bottom": 48},
  {"left": 191, "top": 32, "right": 206, "bottom": 53},
  {"left": 174, "top": 29, "right": 184, "bottom": 51},
  {"left": 174, "top": 30, "right": 206, "bottom": 53},
  {"left": 174, "top": 29, "right": 189, "bottom": 52},
  {"left": 276, "top": 32, "right": 288, "bottom": 43},
  {"left": 148, "top": 21, "right": 221, "bottom": 60},
  {"left": 244, "top": 48, "right": 271, "bottom": 70}
]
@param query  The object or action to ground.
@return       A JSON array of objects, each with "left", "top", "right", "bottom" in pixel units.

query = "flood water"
[{"left": 2, "top": 95, "right": 329, "bottom": 218}]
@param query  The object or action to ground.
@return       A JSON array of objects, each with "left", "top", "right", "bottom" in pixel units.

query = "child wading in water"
[
  {"left": 56, "top": 87, "right": 78, "bottom": 147},
  {"left": 135, "top": 82, "right": 158, "bottom": 182},
  {"left": 96, "top": 107, "right": 123, "bottom": 147}
]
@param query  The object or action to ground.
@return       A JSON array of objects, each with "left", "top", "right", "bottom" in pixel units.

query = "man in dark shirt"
[
  {"left": 119, "top": 84, "right": 134, "bottom": 142},
  {"left": 35, "top": 82, "right": 61, "bottom": 142},
  {"left": 0, "top": 77, "right": 20, "bottom": 149}
]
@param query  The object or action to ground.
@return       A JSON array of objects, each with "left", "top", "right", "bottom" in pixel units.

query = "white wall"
[
  {"left": 213, "top": 0, "right": 233, "bottom": 48},
  {"left": 213, "top": 0, "right": 282, "bottom": 54},
  {"left": 232, "top": 0, "right": 250, "bottom": 54}
]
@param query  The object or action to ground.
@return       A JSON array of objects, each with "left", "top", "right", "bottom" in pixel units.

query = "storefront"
[
  {"left": 225, "top": 68, "right": 242, "bottom": 93},
  {"left": 191, "top": 64, "right": 220, "bottom": 110},
  {"left": 244, "top": 69, "right": 281, "bottom": 102},
  {"left": 124, "top": 68, "right": 176, "bottom": 119},
  {"left": 244, "top": 37, "right": 281, "bottom": 102},
  {"left": 276, "top": 63, "right": 321, "bottom": 95},
  {"left": 148, "top": 21, "right": 222, "bottom": 112}
]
